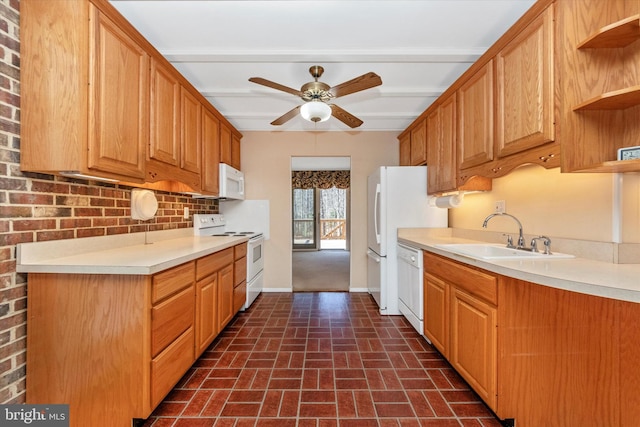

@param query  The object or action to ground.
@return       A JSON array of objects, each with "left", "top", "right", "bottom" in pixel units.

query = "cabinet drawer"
[
  {"left": 151, "top": 326, "right": 195, "bottom": 408},
  {"left": 196, "top": 248, "right": 233, "bottom": 280},
  {"left": 235, "top": 243, "right": 247, "bottom": 260},
  {"left": 152, "top": 262, "right": 194, "bottom": 304},
  {"left": 151, "top": 285, "right": 194, "bottom": 357},
  {"left": 234, "top": 257, "right": 247, "bottom": 286},
  {"left": 425, "top": 252, "right": 497, "bottom": 305},
  {"left": 233, "top": 281, "right": 246, "bottom": 313}
]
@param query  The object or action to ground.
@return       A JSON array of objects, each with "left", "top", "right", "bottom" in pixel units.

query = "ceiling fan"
[{"left": 249, "top": 65, "right": 382, "bottom": 128}]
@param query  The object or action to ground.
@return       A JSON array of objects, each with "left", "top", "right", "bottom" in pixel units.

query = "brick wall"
[{"left": 0, "top": 0, "right": 217, "bottom": 403}]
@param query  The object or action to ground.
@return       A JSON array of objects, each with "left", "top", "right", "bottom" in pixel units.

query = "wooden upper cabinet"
[
  {"left": 219, "top": 124, "right": 241, "bottom": 171},
  {"left": 231, "top": 134, "right": 242, "bottom": 170},
  {"left": 180, "top": 87, "right": 202, "bottom": 175},
  {"left": 496, "top": 5, "right": 554, "bottom": 158},
  {"left": 427, "top": 95, "right": 457, "bottom": 194},
  {"left": 399, "top": 133, "right": 411, "bottom": 165},
  {"left": 88, "top": 5, "right": 148, "bottom": 179},
  {"left": 150, "top": 59, "right": 180, "bottom": 167},
  {"left": 410, "top": 119, "right": 428, "bottom": 166},
  {"left": 201, "top": 107, "right": 221, "bottom": 195},
  {"left": 220, "top": 124, "right": 233, "bottom": 166},
  {"left": 458, "top": 60, "right": 494, "bottom": 170}
]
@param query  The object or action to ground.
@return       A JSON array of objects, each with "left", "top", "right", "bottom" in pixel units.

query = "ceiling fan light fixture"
[{"left": 300, "top": 101, "right": 331, "bottom": 123}]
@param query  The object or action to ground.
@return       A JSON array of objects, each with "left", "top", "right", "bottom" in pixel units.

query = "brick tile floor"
[{"left": 141, "top": 292, "right": 503, "bottom": 427}]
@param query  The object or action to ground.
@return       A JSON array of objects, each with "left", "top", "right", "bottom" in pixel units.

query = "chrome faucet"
[
  {"left": 531, "top": 236, "right": 552, "bottom": 254},
  {"left": 482, "top": 212, "right": 526, "bottom": 249}
]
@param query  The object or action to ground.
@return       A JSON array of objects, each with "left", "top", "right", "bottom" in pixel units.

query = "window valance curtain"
[{"left": 291, "top": 170, "right": 350, "bottom": 189}]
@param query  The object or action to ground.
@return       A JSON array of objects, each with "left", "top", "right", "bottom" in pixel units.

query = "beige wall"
[
  {"left": 450, "top": 164, "right": 640, "bottom": 244},
  {"left": 241, "top": 131, "right": 399, "bottom": 291}
]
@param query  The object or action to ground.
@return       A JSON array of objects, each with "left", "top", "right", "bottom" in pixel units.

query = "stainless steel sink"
[{"left": 434, "top": 243, "right": 574, "bottom": 260}]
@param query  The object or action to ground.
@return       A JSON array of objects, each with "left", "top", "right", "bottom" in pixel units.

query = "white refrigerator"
[{"left": 367, "top": 166, "right": 447, "bottom": 314}]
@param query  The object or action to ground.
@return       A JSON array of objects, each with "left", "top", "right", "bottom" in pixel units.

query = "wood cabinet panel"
[
  {"left": 231, "top": 134, "right": 242, "bottom": 170},
  {"left": 201, "top": 107, "right": 221, "bottom": 194},
  {"left": 496, "top": 5, "right": 554, "bottom": 158},
  {"left": 218, "top": 263, "right": 235, "bottom": 330},
  {"left": 399, "top": 133, "right": 411, "bottom": 166},
  {"left": 423, "top": 272, "right": 448, "bottom": 356},
  {"left": 426, "top": 95, "right": 457, "bottom": 194},
  {"left": 410, "top": 119, "right": 428, "bottom": 165},
  {"left": 458, "top": 61, "right": 494, "bottom": 170},
  {"left": 152, "top": 261, "right": 194, "bottom": 304},
  {"left": 151, "top": 285, "right": 194, "bottom": 357},
  {"left": 196, "top": 248, "right": 234, "bottom": 280},
  {"left": 196, "top": 274, "right": 218, "bottom": 354},
  {"left": 220, "top": 124, "right": 233, "bottom": 166},
  {"left": 450, "top": 287, "right": 497, "bottom": 410},
  {"left": 151, "top": 327, "right": 195, "bottom": 408},
  {"left": 234, "top": 257, "right": 247, "bottom": 286},
  {"left": 497, "top": 276, "right": 622, "bottom": 426},
  {"left": 424, "top": 252, "right": 497, "bottom": 305},
  {"left": 150, "top": 58, "right": 180, "bottom": 166},
  {"left": 181, "top": 87, "right": 202, "bottom": 174},
  {"left": 233, "top": 281, "right": 247, "bottom": 313},
  {"left": 88, "top": 4, "right": 148, "bottom": 179}
]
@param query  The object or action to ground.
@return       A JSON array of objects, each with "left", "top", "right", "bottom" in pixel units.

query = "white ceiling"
[{"left": 110, "top": 0, "right": 536, "bottom": 133}]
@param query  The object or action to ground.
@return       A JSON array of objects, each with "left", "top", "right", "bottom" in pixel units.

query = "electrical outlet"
[
  {"left": 183, "top": 207, "right": 189, "bottom": 219},
  {"left": 494, "top": 200, "right": 506, "bottom": 213}
]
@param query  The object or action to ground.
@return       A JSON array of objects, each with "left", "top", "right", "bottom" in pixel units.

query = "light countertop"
[
  {"left": 17, "top": 228, "right": 248, "bottom": 275},
  {"left": 398, "top": 228, "right": 640, "bottom": 303}
]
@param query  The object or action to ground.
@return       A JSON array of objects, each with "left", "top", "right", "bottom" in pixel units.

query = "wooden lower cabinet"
[
  {"left": 424, "top": 251, "right": 640, "bottom": 427},
  {"left": 233, "top": 243, "right": 248, "bottom": 313},
  {"left": 450, "top": 286, "right": 497, "bottom": 409},
  {"left": 423, "top": 252, "right": 498, "bottom": 411},
  {"left": 26, "top": 244, "right": 245, "bottom": 427}
]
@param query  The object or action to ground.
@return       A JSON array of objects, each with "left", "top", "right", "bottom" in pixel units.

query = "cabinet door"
[
  {"left": 458, "top": 61, "right": 494, "bottom": 170},
  {"left": 217, "top": 263, "right": 235, "bottom": 330},
  {"left": 181, "top": 87, "right": 202, "bottom": 174},
  {"left": 88, "top": 5, "right": 148, "bottom": 179},
  {"left": 427, "top": 95, "right": 457, "bottom": 194},
  {"left": 220, "top": 124, "right": 232, "bottom": 165},
  {"left": 196, "top": 274, "right": 218, "bottom": 355},
  {"left": 424, "top": 272, "right": 448, "bottom": 356},
  {"left": 496, "top": 5, "right": 554, "bottom": 158},
  {"left": 231, "top": 134, "right": 242, "bottom": 170},
  {"left": 149, "top": 59, "right": 180, "bottom": 166},
  {"left": 410, "top": 119, "right": 428, "bottom": 165},
  {"left": 399, "top": 133, "right": 411, "bottom": 166},
  {"left": 201, "top": 108, "right": 221, "bottom": 194},
  {"left": 450, "top": 286, "right": 497, "bottom": 410}
]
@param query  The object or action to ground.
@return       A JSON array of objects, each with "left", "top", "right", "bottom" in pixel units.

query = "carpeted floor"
[{"left": 292, "top": 250, "right": 350, "bottom": 292}]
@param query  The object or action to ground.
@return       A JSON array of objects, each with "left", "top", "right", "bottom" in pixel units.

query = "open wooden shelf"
[
  {"left": 573, "top": 85, "right": 640, "bottom": 110},
  {"left": 577, "top": 15, "right": 640, "bottom": 49},
  {"left": 570, "top": 159, "right": 640, "bottom": 173}
]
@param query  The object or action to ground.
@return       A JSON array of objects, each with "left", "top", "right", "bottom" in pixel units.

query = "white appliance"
[
  {"left": 193, "top": 213, "right": 265, "bottom": 309},
  {"left": 219, "top": 163, "right": 245, "bottom": 200},
  {"left": 397, "top": 243, "right": 424, "bottom": 334},
  {"left": 367, "top": 166, "right": 447, "bottom": 315}
]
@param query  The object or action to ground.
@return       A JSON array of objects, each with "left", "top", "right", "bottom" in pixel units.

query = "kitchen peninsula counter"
[
  {"left": 16, "top": 228, "right": 248, "bottom": 275},
  {"left": 398, "top": 228, "right": 640, "bottom": 303}
]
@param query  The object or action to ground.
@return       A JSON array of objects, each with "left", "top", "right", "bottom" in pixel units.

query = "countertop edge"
[{"left": 16, "top": 234, "right": 248, "bottom": 276}]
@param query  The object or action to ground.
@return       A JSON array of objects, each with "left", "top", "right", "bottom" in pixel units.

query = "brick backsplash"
[{"left": 0, "top": 0, "right": 218, "bottom": 403}]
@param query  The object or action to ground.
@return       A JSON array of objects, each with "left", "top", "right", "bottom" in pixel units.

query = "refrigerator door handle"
[{"left": 374, "top": 183, "right": 381, "bottom": 244}]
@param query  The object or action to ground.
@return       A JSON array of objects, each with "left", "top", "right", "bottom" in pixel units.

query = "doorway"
[
  {"left": 291, "top": 157, "right": 350, "bottom": 292},
  {"left": 292, "top": 187, "right": 348, "bottom": 250}
]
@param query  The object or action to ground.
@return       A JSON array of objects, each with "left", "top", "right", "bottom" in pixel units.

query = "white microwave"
[{"left": 219, "top": 163, "right": 245, "bottom": 200}]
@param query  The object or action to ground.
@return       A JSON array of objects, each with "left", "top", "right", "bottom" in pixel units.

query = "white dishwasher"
[{"left": 396, "top": 243, "right": 424, "bottom": 334}]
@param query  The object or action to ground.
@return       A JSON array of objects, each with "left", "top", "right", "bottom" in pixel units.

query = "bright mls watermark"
[{"left": 0, "top": 405, "right": 69, "bottom": 426}]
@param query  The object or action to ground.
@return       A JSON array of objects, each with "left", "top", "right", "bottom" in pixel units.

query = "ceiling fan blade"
[
  {"left": 249, "top": 77, "right": 303, "bottom": 97},
  {"left": 329, "top": 72, "right": 382, "bottom": 98},
  {"left": 330, "top": 104, "right": 363, "bottom": 128},
  {"left": 271, "top": 105, "right": 301, "bottom": 126}
]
